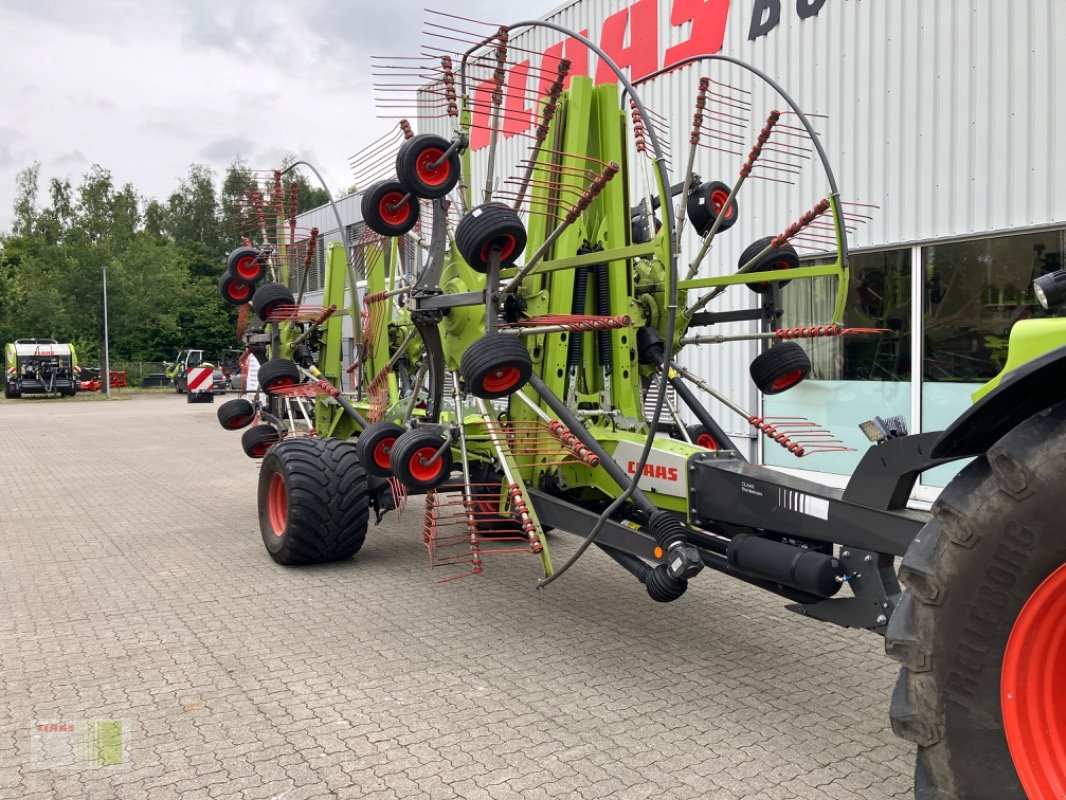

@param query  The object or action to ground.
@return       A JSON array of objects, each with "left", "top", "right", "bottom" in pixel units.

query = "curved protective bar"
[{"left": 630, "top": 54, "right": 848, "bottom": 265}]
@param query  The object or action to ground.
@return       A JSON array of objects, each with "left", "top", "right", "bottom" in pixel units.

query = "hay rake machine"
[{"left": 213, "top": 11, "right": 1066, "bottom": 800}]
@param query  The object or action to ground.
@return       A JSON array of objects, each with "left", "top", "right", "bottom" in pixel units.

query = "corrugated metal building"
[{"left": 298, "top": 0, "right": 1064, "bottom": 501}]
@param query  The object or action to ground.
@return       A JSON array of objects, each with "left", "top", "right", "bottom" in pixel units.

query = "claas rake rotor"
[{"left": 214, "top": 12, "right": 914, "bottom": 621}]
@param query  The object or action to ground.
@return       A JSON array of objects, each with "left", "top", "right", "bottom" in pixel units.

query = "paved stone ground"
[{"left": 0, "top": 394, "right": 915, "bottom": 799}]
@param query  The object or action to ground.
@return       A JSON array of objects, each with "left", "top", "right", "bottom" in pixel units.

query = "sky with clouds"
[{"left": 0, "top": 0, "right": 564, "bottom": 232}]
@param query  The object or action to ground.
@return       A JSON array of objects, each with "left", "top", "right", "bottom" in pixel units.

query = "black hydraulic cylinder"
[
  {"left": 567, "top": 268, "right": 590, "bottom": 368},
  {"left": 726, "top": 533, "right": 843, "bottom": 598}
]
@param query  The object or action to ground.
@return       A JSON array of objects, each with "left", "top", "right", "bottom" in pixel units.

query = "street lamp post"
[{"left": 102, "top": 263, "right": 111, "bottom": 400}]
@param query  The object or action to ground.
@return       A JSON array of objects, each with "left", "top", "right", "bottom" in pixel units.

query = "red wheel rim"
[
  {"left": 696, "top": 433, "right": 718, "bottom": 450},
  {"left": 770, "top": 369, "right": 804, "bottom": 391},
  {"left": 266, "top": 377, "right": 295, "bottom": 390},
  {"left": 407, "top": 446, "right": 443, "bottom": 483},
  {"left": 372, "top": 437, "right": 396, "bottom": 470},
  {"left": 379, "top": 191, "right": 411, "bottom": 226},
  {"left": 481, "top": 365, "right": 521, "bottom": 394},
  {"left": 235, "top": 255, "right": 261, "bottom": 281},
  {"left": 268, "top": 472, "right": 288, "bottom": 536},
  {"left": 227, "top": 282, "right": 251, "bottom": 301},
  {"left": 479, "top": 234, "right": 516, "bottom": 265},
  {"left": 710, "top": 188, "right": 734, "bottom": 219},
  {"left": 227, "top": 415, "right": 249, "bottom": 429},
  {"left": 1002, "top": 563, "right": 1066, "bottom": 798},
  {"left": 414, "top": 147, "right": 451, "bottom": 187}
]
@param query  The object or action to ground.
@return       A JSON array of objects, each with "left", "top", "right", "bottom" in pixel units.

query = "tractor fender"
[{"left": 931, "top": 343, "right": 1066, "bottom": 459}]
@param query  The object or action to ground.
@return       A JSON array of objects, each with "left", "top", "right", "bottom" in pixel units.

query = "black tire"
[
  {"left": 749, "top": 342, "right": 811, "bottom": 394},
  {"left": 226, "top": 246, "right": 268, "bottom": 285},
  {"left": 258, "top": 437, "right": 370, "bottom": 566},
  {"left": 455, "top": 203, "right": 526, "bottom": 272},
  {"left": 390, "top": 429, "right": 453, "bottom": 491},
  {"left": 361, "top": 180, "right": 419, "bottom": 237},
  {"left": 686, "top": 180, "right": 738, "bottom": 236},
  {"left": 459, "top": 335, "right": 532, "bottom": 399},
  {"left": 219, "top": 272, "right": 254, "bottom": 305},
  {"left": 217, "top": 398, "right": 255, "bottom": 430},
  {"left": 3, "top": 382, "right": 11, "bottom": 400},
  {"left": 355, "top": 422, "right": 406, "bottom": 478},
  {"left": 885, "top": 403, "right": 1066, "bottom": 800},
  {"left": 258, "top": 359, "right": 300, "bottom": 394},
  {"left": 241, "top": 424, "right": 280, "bottom": 459},
  {"left": 396, "top": 134, "right": 460, "bottom": 200},
  {"left": 738, "top": 236, "right": 799, "bottom": 293},
  {"left": 251, "top": 282, "right": 295, "bottom": 322}
]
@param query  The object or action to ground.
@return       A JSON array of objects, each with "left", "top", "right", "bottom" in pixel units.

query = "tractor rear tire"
[
  {"left": 241, "top": 424, "right": 280, "bottom": 459},
  {"left": 396, "top": 134, "right": 460, "bottom": 200},
  {"left": 251, "top": 283, "right": 295, "bottom": 322},
  {"left": 361, "top": 180, "right": 420, "bottom": 237},
  {"left": 749, "top": 342, "right": 811, "bottom": 395},
  {"left": 226, "top": 246, "right": 268, "bottom": 285},
  {"left": 355, "top": 422, "right": 406, "bottom": 478},
  {"left": 258, "top": 437, "right": 370, "bottom": 566},
  {"left": 686, "top": 180, "right": 738, "bottom": 237},
  {"left": 738, "top": 236, "right": 799, "bottom": 293},
  {"left": 460, "top": 335, "right": 532, "bottom": 399},
  {"left": 258, "top": 359, "right": 300, "bottom": 394},
  {"left": 390, "top": 429, "right": 453, "bottom": 492},
  {"left": 455, "top": 203, "right": 526, "bottom": 272},
  {"left": 885, "top": 403, "right": 1066, "bottom": 800},
  {"left": 219, "top": 272, "right": 254, "bottom": 305},
  {"left": 217, "top": 398, "right": 255, "bottom": 430}
]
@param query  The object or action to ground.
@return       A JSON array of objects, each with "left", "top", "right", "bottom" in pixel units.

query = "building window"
[
  {"left": 922, "top": 231, "right": 1060, "bottom": 383},
  {"left": 920, "top": 229, "right": 1065, "bottom": 487},
  {"left": 779, "top": 248, "right": 912, "bottom": 381},
  {"left": 763, "top": 248, "right": 913, "bottom": 476}
]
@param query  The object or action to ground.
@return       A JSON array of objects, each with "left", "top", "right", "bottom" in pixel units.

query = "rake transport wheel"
[
  {"left": 361, "top": 180, "right": 419, "bottom": 237},
  {"left": 251, "top": 282, "right": 295, "bottom": 322},
  {"left": 686, "top": 180, "right": 738, "bottom": 236},
  {"left": 355, "top": 421, "right": 406, "bottom": 478},
  {"left": 257, "top": 437, "right": 370, "bottom": 566},
  {"left": 396, "top": 134, "right": 460, "bottom": 200},
  {"left": 460, "top": 335, "right": 533, "bottom": 399},
  {"left": 241, "top": 424, "right": 280, "bottom": 459},
  {"left": 226, "top": 246, "right": 267, "bottom": 285},
  {"left": 885, "top": 404, "right": 1066, "bottom": 800},
  {"left": 390, "top": 429, "right": 453, "bottom": 492},
  {"left": 217, "top": 398, "right": 255, "bottom": 430},
  {"left": 739, "top": 236, "right": 799, "bottom": 293},
  {"left": 454, "top": 203, "right": 527, "bottom": 272},
  {"left": 749, "top": 342, "right": 811, "bottom": 395},
  {"left": 219, "top": 273, "right": 253, "bottom": 305},
  {"left": 686, "top": 424, "right": 719, "bottom": 451},
  {"left": 258, "top": 359, "right": 300, "bottom": 394}
]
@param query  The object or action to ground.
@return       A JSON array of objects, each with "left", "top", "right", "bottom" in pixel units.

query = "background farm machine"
[
  {"left": 210, "top": 13, "right": 1066, "bottom": 800},
  {"left": 4, "top": 338, "right": 79, "bottom": 398}
]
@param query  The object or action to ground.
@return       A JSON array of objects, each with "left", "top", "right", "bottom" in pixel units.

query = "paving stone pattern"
[{"left": 0, "top": 395, "right": 914, "bottom": 799}]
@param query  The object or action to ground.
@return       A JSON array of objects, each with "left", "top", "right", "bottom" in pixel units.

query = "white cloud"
[{"left": 0, "top": 0, "right": 560, "bottom": 230}]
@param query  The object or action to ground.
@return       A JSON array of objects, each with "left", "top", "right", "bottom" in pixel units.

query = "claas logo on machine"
[{"left": 626, "top": 461, "right": 680, "bottom": 482}]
